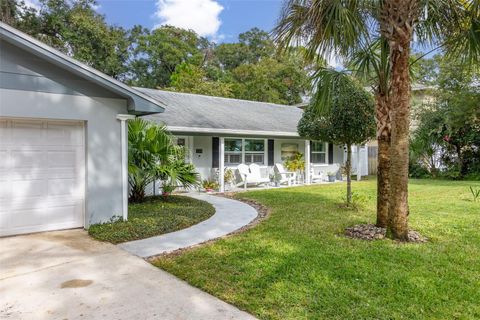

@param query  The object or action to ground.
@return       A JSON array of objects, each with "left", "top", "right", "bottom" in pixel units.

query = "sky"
[{"left": 95, "top": 0, "right": 284, "bottom": 43}]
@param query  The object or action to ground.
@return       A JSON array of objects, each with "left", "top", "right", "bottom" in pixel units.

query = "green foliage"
[
  {"left": 128, "top": 118, "right": 199, "bottom": 202},
  {"left": 168, "top": 62, "right": 234, "bottom": 97},
  {"left": 410, "top": 55, "right": 480, "bottom": 179},
  {"left": 284, "top": 151, "right": 305, "bottom": 172},
  {"left": 153, "top": 179, "right": 480, "bottom": 319},
  {"left": 169, "top": 29, "right": 311, "bottom": 105},
  {"left": 128, "top": 25, "right": 208, "bottom": 88},
  {"left": 298, "top": 71, "right": 376, "bottom": 147},
  {"left": 13, "top": 0, "right": 131, "bottom": 78},
  {"left": 469, "top": 186, "right": 480, "bottom": 202},
  {"left": 224, "top": 168, "right": 235, "bottom": 184},
  {"left": 201, "top": 179, "right": 219, "bottom": 191},
  {"left": 88, "top": 195, "right": 215, "bottom": 243}
]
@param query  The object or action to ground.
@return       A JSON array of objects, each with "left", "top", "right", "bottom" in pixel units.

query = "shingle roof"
[{"left": 137, "top": 88, "right": 303, "bottom": 137}]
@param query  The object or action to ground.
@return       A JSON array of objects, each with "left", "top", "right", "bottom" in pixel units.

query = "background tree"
[
  {"left": 128, "top": 25, "right": 209, "bottom": 88},
  {"left": 1, "top": 0, "right": 131, "bottom": 79},
  {"left": 298, "top": 71, "right": 375, "bottom": 205},
  {"left": 411, "top": 55, "right": 480, "bottom": 180},
  {"left": 168, "top": 62, "right": 234, "bottom": 97}
]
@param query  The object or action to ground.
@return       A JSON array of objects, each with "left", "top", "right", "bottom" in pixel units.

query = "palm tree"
[
  {"left": 274, "top": 0, "right": 480, "bottom": 240},
  {"left": 128, "top": 118, "right": 199, "bottom": 202}
]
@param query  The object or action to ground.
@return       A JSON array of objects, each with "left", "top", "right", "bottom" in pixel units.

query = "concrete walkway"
[
  {"left": 0, "top": 229, "right": 256, "bottom": 320},
  {"left": 119, "top": 193, "right": 258, "bottom": 258}
]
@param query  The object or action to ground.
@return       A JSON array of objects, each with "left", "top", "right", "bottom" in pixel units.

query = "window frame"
[
  {"left": 311, "top": 141, "right": 328, "bottom": 165},
  {"left": 223, "top": 138, "right": 267, "bottom": 166}
]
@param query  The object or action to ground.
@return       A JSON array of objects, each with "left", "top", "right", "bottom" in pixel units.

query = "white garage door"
[{"left": 0, "top": 119, "right": 85, "bottom": 236}]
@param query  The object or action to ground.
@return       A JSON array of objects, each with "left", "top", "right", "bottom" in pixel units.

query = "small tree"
[{"left": 298, "top": 71, "right": 375, "bottom": 205}]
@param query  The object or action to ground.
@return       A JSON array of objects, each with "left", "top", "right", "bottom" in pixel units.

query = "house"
[
  {"left": 0, "top": 22, "right": 165, "bottom": 236},
  {"left": 137, "top": 88, "right": 369, "bottom": 192}
]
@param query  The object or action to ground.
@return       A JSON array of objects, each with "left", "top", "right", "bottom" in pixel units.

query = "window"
[
  {"left": 244, "top": 139, "right": 264, "bottom": 164},
  {"left": 176, "top": 138, "right": 186, "bottom": 146},
  {"left": 224, "top": 139, "right": 242, "bottom": 164},
  {"left": 281, "top": 143, "right": 299, "bottom": 161},
  {"left": 224, "top": 138, "right": 266, "bottom": 165},
  {"left": 311, "top": 141, "right": 327, "bottom": 164}
]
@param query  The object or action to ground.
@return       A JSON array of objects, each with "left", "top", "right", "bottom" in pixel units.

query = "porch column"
[
  {"left": 117, "top": 114, "right": 136, "bottom": 221},
  {"left": 219, "top": 137, "right": 225, "bottom": 192},
  {"left": 305, "top": 140, "right": 311, "bottom": 185},
  {"left": 357, "top": 145, "right": 361, "bottom": 181},
  {"left": 188, "top": 136, "right": 194, "bottom": 164}
]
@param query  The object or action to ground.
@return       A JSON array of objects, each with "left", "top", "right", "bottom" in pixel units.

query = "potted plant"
[
  {"left": 284, "top": 152, "right": 305, "bottom": 183},
  {"left": 161, "top": 183, "right": 176, "bottom": 200},
  {"left": 202, "top": 179, "right": 219, "bottom": 193},
  {"left": 327, "top": 171, "right": 336, "bottom": 182},
  {"left": 224, "top": 168, "right": 235, "bottom": 191}
]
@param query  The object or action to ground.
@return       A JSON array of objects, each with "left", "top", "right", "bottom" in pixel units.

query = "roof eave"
[
  {"left": 0, "top": 22, "right": 165, "bottom": 115},
  {"left": 164, "top": 126, "right": 301, "bottom": 138}
]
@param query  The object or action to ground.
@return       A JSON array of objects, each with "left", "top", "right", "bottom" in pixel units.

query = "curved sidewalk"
[{"left": 119, "top": 193, "right": 258, "bottom": 258}]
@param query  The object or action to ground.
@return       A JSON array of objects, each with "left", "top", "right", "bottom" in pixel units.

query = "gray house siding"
[{"left": 0, "top": 40, "right": 120, "bottom": 98}]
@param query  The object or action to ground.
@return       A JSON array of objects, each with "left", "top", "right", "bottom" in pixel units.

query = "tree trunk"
[
  {"left": 346, "top": 144, "right": 352, "bottom": 205},
  {"left": 375, "top": 93, "right": 391, "bottom": 228},
  {"left": 380, "top": 0, "right": 419, "bottom": 241},
  {"left": 387, "top": 44, "right": 411, "bottom": 240}
]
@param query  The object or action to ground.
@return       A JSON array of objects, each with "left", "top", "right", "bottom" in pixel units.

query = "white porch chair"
[
  {"left": 310, "top": 167, "right": 324, "bottom": 183},
  {"left": 274, "top": 163, "right": 296, "bottom": 186},
  {"left": 236, "top": 164, "right": 270, "bottom": 189},
  {"left": 248, "top": 164, "right": 270, "bottom": 186}
]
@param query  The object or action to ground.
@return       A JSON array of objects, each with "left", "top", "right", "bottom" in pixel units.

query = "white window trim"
[
  {"left": 224, "top": 137, "right": 267, "bottom": 166},
  {"left": 311, "top": 141, "right": 329, "bottom": 166}
]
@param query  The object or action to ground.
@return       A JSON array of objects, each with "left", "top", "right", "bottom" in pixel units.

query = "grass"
[
  {"left": 152, "top": 179, "right": 480, "bottom": 320},
  {"left": 88, "top": 195, "right": 215, "bottom": 244}
]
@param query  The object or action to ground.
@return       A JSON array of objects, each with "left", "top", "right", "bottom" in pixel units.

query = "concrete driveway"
[{"left": 0, "top": 229, "right": 256, "bottom": 320}]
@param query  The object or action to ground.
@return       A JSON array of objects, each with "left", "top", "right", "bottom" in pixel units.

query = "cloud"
[
  {"left": 23, "top": 0, "right": 41, "bottom": 11},
  {"left": 154, "top": 0, "right": 223, "bottom": 38}
]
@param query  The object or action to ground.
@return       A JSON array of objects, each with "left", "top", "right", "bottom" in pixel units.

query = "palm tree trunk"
[
  {"left": 380, "top": 0, "right": 419, "bottom": 241},
  {"left": 346, "top": 144, "right": 352, "bottom": 205},
  {"left": 387, "top": 44, "right": 411, "bottom": 240},
  {"left": 375, "top": 93, "right": 390, "bottom": 228}
]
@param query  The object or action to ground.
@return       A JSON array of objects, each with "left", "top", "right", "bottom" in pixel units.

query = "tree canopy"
[{"left": 1, "top": 1, "right": 311, "bottom": 105}]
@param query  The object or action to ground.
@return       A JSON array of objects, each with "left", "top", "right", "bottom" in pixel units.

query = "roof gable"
[{"left": 0, "top": 22, "right": 165, "bottom": 115}]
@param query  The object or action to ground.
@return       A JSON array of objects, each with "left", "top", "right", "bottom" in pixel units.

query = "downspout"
[{"left": 117, "top": 114, "right": 136, "bottom": 221}]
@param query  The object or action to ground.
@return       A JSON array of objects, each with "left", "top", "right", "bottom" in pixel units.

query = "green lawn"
[
  {"left": 88, "top": 195, "right": 215, "bottom": 244},
  {"left": 153, "top": 179, "right": 480, "bottom": 320}
]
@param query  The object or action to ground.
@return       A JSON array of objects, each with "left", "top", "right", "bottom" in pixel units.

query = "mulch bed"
[{"left": 345, "top": 224, "right": 428, "bottom": 243}]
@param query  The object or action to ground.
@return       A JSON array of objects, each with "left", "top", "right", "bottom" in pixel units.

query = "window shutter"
[
  {"left": 268, "top": 139, "right": 274, "bottom": 166},
  {"left": 212, "top": 137, "right": 219, "bottom": 168},
  {"left": 310, "top": 141, "right": 313, "bottom": 163},
  {"left": 328, "top": 143, "right": 334, "bottom": 164}
]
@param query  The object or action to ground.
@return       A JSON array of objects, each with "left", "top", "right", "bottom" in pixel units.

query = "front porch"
[{"left": 175, "top": 135, "right": 369, "bottom": 192}]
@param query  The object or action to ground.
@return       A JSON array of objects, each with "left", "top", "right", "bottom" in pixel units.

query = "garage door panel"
[
  {"left": 47, "top": 150, "right": 77, "bottom": 168},
  {"left": 10, "top": 204, "right": 82, "bottom": 228},
  {"left": 11, "top": 150, "right": 47, "bottom": 169},
  {"left": 1, "top": 118, "right": 85, "bottom": 236},
  {"left": 11, "top": 120, "right": 45, "bottom": 145},
  {"left": 48, "top": 178, "right": 79, "bottom": 197},
  {"left": 11, "top": 179, "right": 46, "bottom": 199},
  {"left": 47, "top": 122, "right": 84, "bottom": 146}
]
